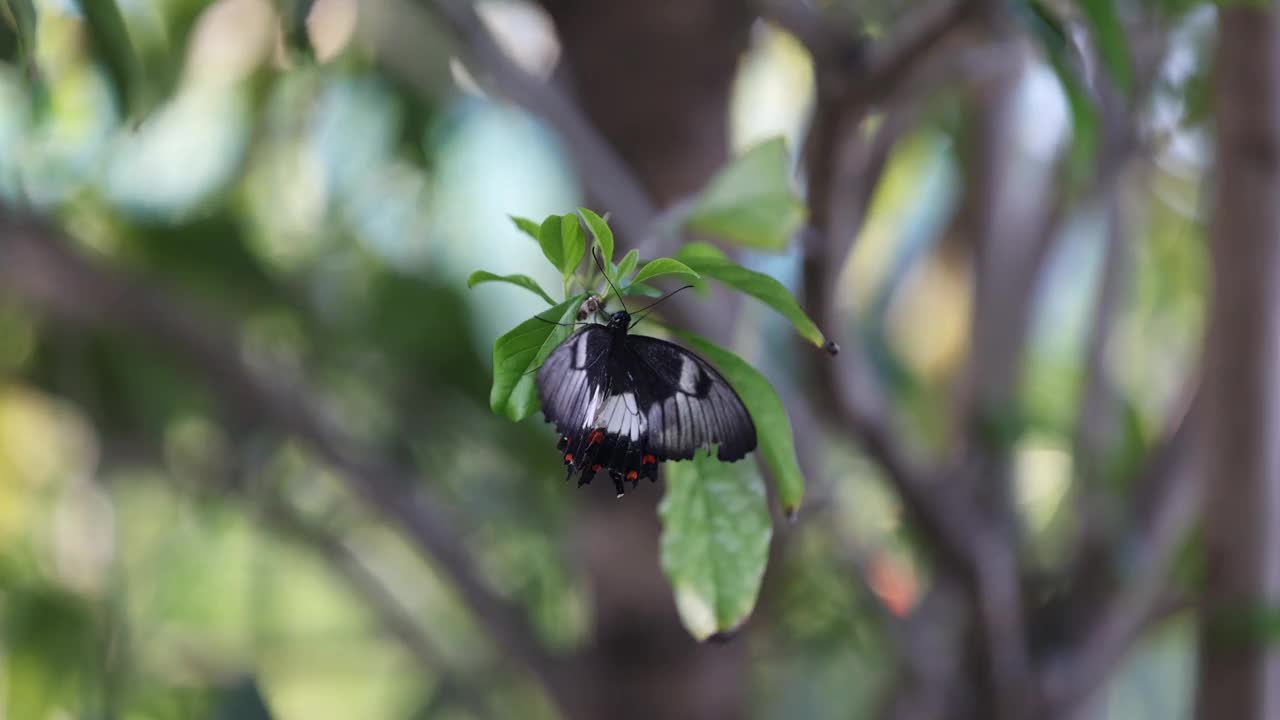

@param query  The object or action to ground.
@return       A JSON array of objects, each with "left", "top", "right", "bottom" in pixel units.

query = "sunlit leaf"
[
  {"left": 466, "top": 271, "right": 556, "bottom": 305},
  {"left": 490, "top": 294, "right": 586, "bottom": 421},
  {"left": 660, "top": 451, "right": 772, "bottom": 641},
  {"left": 510, "top": 215, "right": 541, "bottom": 241},
  {"left": 578, "top": 207, "right": 614, "bottom": 268},
  {"left": 680, "top": 333, "right": 805, "bottom": 516},
  {"left": 616, "top": 249, "right": 640, "bottom": 284},
  {"left": 685, "top": 137, "right": 806, "bottom": 251},
  {"left": 674, "top": 243, "right": 827, "bottom": 348},
  {"left": 630, "top": 258, "right": 700, "bottom": 287}
]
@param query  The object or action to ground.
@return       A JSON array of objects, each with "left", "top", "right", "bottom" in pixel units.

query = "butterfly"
[{"left": 534, "top": 259, "right": 757, "bottom": 497}]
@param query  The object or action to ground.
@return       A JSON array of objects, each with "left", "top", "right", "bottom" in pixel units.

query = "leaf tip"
[
  {"left": 706, "top": 620, "right": 747, "bottom": 644},
  {"left": 783, "top": 504, "right": 800, "bottom": 522}
]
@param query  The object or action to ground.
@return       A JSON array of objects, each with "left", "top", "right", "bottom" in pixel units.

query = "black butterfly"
[{"left": 535, "top": 273, "right": 757, "bottom": 497}]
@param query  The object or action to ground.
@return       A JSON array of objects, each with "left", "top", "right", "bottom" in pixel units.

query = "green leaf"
[
  {"left": 578, "top": 207, "right": 614, "bottom": 267},
  {"left": 71, "top": 0, "right": 144, "bottom": 116},
  {"left": 537, "top": 214, "right": 586, "bottom": 277},
  {"left": 685, "top": 137, "right": 807, "bottom": 251},
  {"left": 660, "top": 451, "right": 773, "bottom": 641},
  {"left": 679, "top": 333, "right": 805, "bottom": 516},
  {"left": 276, "top": 0, "right": 316, "bottom": 60},
  {"left": 1080, "top": 0, "right": 1132, "bottom": 95},
  {"left": 1023, "top": 0, "right": 1100, "bottom": 186},
  {"left": 0, "top": 0, "right": 36, "bottom": 68},
  {"left": 630, "top": 258, "right": 700, "bottom": 287},
  {"left": 510, "top": 215, "right": 541, "bottom": 241},
  {"left": 616, "top": 249, "right": 640, "bottom": 283},
  {"left": 627, "top": 282, "right": 664, "bottom": 298},
  {"left": 674, "top": 243, "right": 827, "bottom": 348},
  {"left": 490, "top": 295, "right": 586, "bottom": 421},
  {"left": 466, "top": 271, "right": 556, "bottom": 305},
  {"left": 561, "top": 213, "right": 586, "bottom": 276},
  {"left": 536, "top": 215, "right": 566, "bottom": 272}
]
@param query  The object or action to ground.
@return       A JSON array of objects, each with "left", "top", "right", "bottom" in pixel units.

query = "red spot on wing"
[
  {"left": 642, "top": 454, "right": 656, "bottom": 465},
  {"left": 563, "top": 453, "right": 573, "bottom": 463},
  {"left": 588, "top": 430, "right": 604, "bottom": 445},
  {"left": 592, "top": 464, "right": 602, "bottom": 472},
  {"left": 626, "top": 470, "right": 638, "bottom": 480}
]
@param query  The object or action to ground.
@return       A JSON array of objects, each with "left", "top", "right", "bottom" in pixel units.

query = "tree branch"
[
  {"left": 0, "top": 207, "right": 578, "bottom": 717},
  {"left": 1040, "top": 383, "right": 1202, "bottom": 714},
  {"left": 1193, "top": 6, "right": 1280, "bottom": 717},
  {"left": 408, "top": 0, "right": 660, "bottom": 242}
]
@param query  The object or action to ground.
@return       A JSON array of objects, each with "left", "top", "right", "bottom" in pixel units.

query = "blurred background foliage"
[{"left": 0, "top": 0, "right": 1214, "bottom": 718}]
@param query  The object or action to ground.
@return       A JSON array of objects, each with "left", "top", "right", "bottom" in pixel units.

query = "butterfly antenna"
[
  {"left": 629, "top": 285, "right": 694, "bottom": 329},
  {"left": 593, "top": 248, "right": 628, "bottom": 313}
]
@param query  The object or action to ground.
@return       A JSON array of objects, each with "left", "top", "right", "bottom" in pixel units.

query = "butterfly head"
[{"left": 606, "top": 310, "right": 631, "bottom": 331}]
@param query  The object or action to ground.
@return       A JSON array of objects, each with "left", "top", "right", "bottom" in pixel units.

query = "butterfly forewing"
[
  {"left": 535, "top": 321, "right": 757, "bottom": 494},
  {"left": 626, "top": 335, "right": 756, "bottom": 462},
  {"left": 537, "top": 326, "right": 611, "bottom": 435}
]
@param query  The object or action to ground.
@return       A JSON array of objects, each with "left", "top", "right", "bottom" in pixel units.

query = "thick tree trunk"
[
  {"left": 535, "top": 3, "right": 754, "bottom": 719},
  {"left": 1194, "top": 6, "right": 1280, "bottom": 720}
]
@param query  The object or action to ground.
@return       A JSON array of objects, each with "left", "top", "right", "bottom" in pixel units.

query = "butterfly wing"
[
  {"left": 535, "top": 327, "right": 757, "bottom": 495},
  {"left": 536, "top": 325, "right": 611, "bottom": 439},
  {"left": 536, "top": 324, "right": 653, "bottom": 493},
  {"left": 625, "top": 335, "right": 757, "bottom": 462}
]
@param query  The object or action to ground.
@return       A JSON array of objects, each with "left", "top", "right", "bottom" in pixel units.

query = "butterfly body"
[{"left": 536, "top": 309, "right": 757, "bottom": 496}]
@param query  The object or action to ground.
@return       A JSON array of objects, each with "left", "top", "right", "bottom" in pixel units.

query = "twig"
[
  {"left": 1039, "top": 383, "right": 1202, "bottom": 714},
  {"left": 0, "top": 208, "right": 577, "bottom": 717},
  {"left": 795, "top": 5, "right": 1026, "bottom": 709},
  {"left": 413, "top": 0, "right": 659, "bottom": 242}
]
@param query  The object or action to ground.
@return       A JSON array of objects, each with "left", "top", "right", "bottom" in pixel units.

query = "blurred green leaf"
[
  {"left": 275, "top": 0, "right": 316, "bottom": 61},
  {"left": 578, "top": 207, "right": 614, "bottom": 268},
  {"left": 660, "top": 451, "right": 773, "bottom": 641},
  {"left": 0, "top": 0, "right": 35, "bottom": 68},
  {"left": 630, "top": 258, "right": 700, "bottom": 287},
  {"left": 1022, "top": 0, "right": 1099, "bottom": 183},
  {"left": 686, "top": 137, "right": 806, "bottom": 251},
  {"left": 511, "top": 215, "right": 541, "bottom": 241},
  {"left": 561, "top": 213, "right": 586, "bottom": 276},
  {"left": 214, "top": 677, "right": 275, "bottom": 720},
  {"left": 490, "top": 294, "right": 586, "bottom": 421},
  {"left": 616, "top": 249, "right": 640, "bottom": 284},
  {"left": 71, "top": 0, "right": 143, "bottom": 116},
  {"left": 674, "top": 242, "right": 827, "bottom": 348},
  {"left": 680, "top": 333, "right": 805, "bottom": 516},
  {"left": 1081, "top": 0, "right": 1132, "bottom": 94},
  {"left": 467, "top": 270, "right": 557, "bottom": 305}
]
